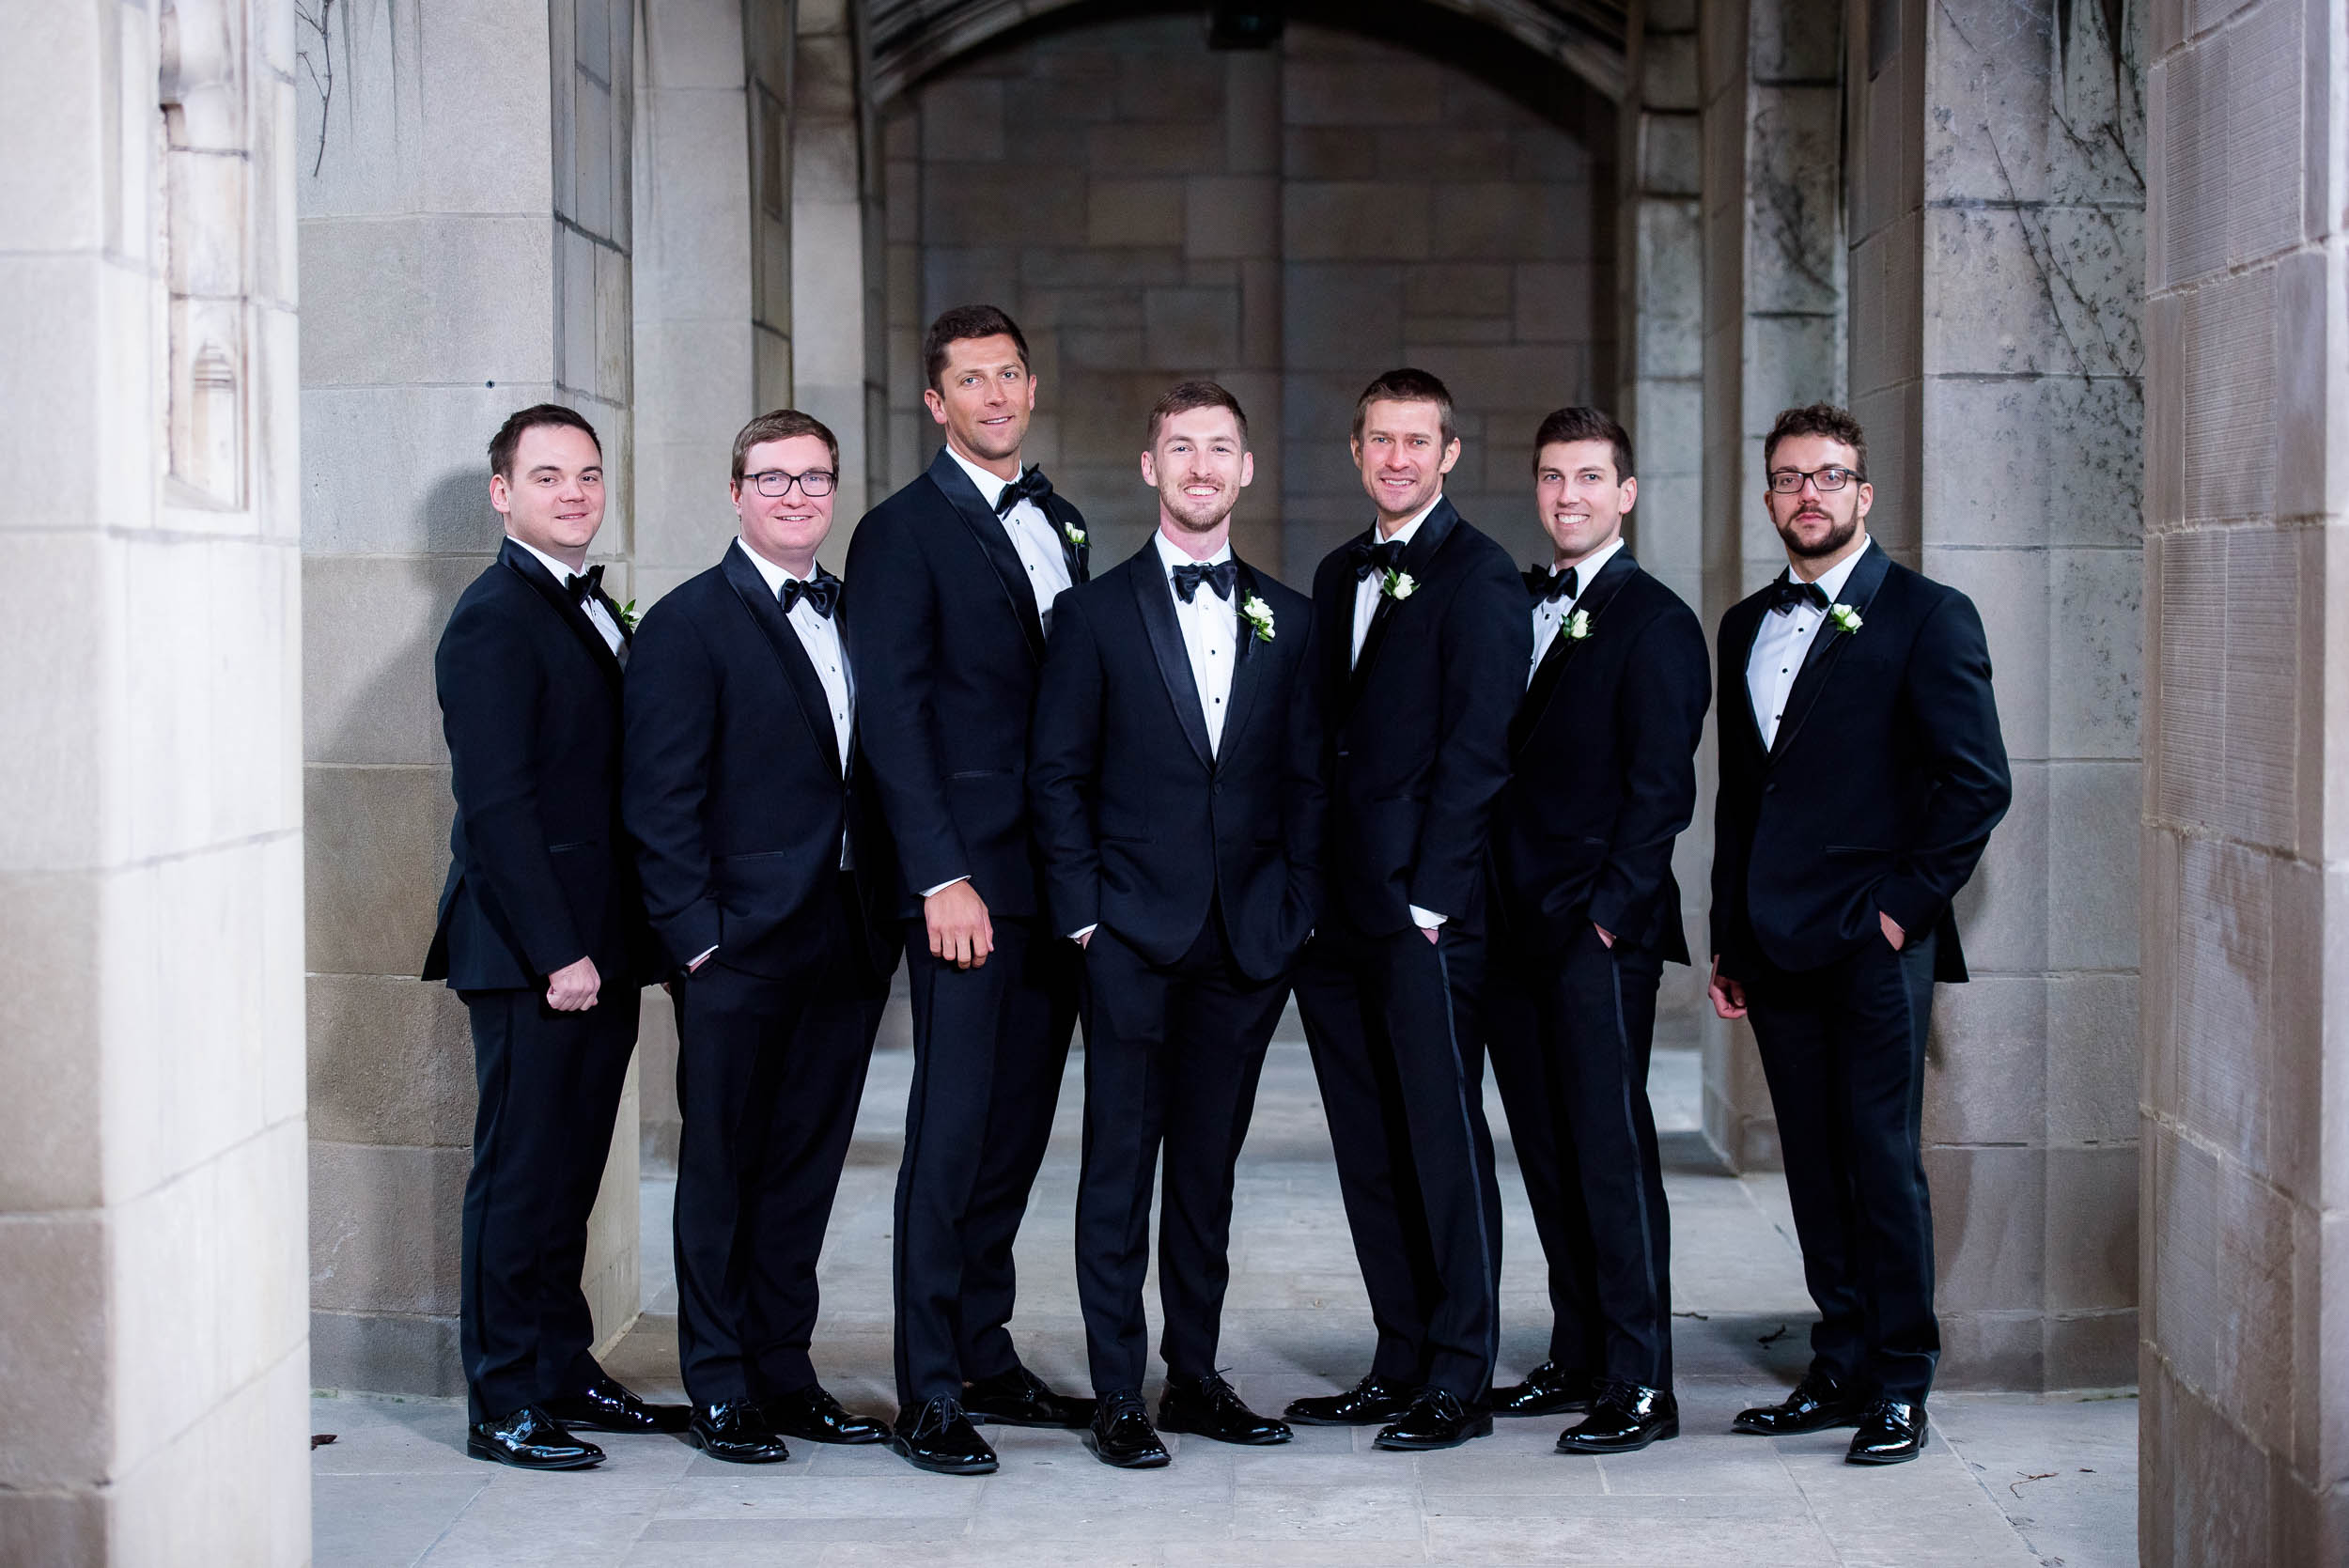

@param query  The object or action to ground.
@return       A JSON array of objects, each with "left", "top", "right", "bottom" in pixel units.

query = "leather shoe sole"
[
  {"left": 1731, "top": 1405, "right": 1866, "bottom": 1436},
  {"left": 888, "top": 1436, "right": 998, "bottom": 1476},
  {"left": 1082, "top": 1431, "right": 1171, "bottom": 1469},
  {"left": 1372, "top": 1413, "right": 1493, "bottom": 1452},
  {"left": 1158, "top": 1412, "right": 1291, "bottom": 1446},
  {"left": 683, "top": 1428, "right": 790, "bottom": 1465},
  {"left": 1556, "top": 1417, "right": 1678, "bottom": 1455},
  {"left": 465, "top": 1435, "right": 602, "bottom": 1471}
]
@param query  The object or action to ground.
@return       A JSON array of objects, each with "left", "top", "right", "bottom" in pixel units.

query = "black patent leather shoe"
[
  {"left": 1283, "top": 1374, "right": 1415, "bottom": 1427},
  {"left": 766, "top": 1384, "right": 890, "bottom": 1445},
  {"left": 1084, "top": 1390, "right": 1172, "bottom": 1468},
  {"left": 1731, "top": 1371, "right": 1870, "bottom": 1436},
  {"left": 1487, "top": 1360, "right": 1597, "bottom": 1418},
  {"left": 542, "top": 1375, "right": 691, "bottom": 1435},
  {"left": 466, "top": 1406, "right": 604, "bottom": 1470},
  {"left": 1845, "top": 1399, "right": 1928, "bottom": 1465},
  {"left": 1373, "top": 1387, "right": 1493, "bottom": 1452},
  {"left": 1158, "top": 1373, "right": 1291, "bottom": 1446},
  {"left": 889, "top": 1396, "right": 999, "bottom": 1476},
  {"left": 1555, "top": 1382, "right": 1679, "bottom": 1454},
  {"left": 684, "top": 1401, "right": 791, "bottom": 1464},
  {"left": 964, "top": 1364, "right": 1095, "bottom": 1429}
]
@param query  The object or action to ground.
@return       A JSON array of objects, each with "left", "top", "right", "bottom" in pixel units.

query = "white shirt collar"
[
  {"left": 1794, "top": 537, "right": 1870, "bottom": 603},
  {"left": 1547, "top": 534, "right": 1626, "bottom": 594},
  {"left": 1153, "top": 529, "right": 1234, "bottom": 577},
  {"left": 1375, "top": 493, "right": 1445, "bottom": 551},
  {"left": 735, "top": 537, "right": 818, "bottom": 598},
  {"left": 945, "top": 443, "right": 1023, "bottom": 511},
  {"left": 510, "top": 535, "right": 594, "bottom": 588}
]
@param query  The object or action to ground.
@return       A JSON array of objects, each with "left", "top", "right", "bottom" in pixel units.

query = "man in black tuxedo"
[
  {"left": 622, "top": 410, "right": 901, "bottom": 1465},
  {"left": 1709, "top": 403, "right": 2010, "bottom": 1466},
  {"left": 1284, "top": 369, "right": 1530, "bottom": 1452},
  {"left": 1483, "top": 408, "right": 1710, "bottom": 1456},
  {"left": 425, "top": 404, "right": 682, "bottom": 1469},
  {"left": 844, "top": 306, "right": 1094, "bottom": 1474},
  {"left": 1028, "top": 381, "right": 1323, "bottom": 1468}
]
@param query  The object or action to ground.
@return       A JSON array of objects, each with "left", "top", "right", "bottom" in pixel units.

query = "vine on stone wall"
[{"left": 296, "top": 0, "right": 334, "bottom": 176}]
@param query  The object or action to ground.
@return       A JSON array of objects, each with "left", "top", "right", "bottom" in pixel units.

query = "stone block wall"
[
  {"left": 2140, "top": 0, "right": 2348, "bottom": 1557},
  {"left": 880, "top": 10, "right": 1616, "bottom": 584},
  {"left": 0, "top": 0, "right": 310, "bottom": 1558},
  {"left": 301, "top": 0, "right": 641, "bottom": 1395},
  {"left": 1843, "top": 0, "right": 2144, "bottom": 1390}
]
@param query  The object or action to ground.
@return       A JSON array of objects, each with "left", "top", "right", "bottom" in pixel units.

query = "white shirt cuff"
[
  {"left": 1409, "top": 906, "right": 1447, "bottom": 929},
  {"left": 1070, "top": 924, "right": 1097, "bottom": 942},
  {"left": 919, "top": 877, "right": 970, "bottom": 898},
  {"left": 688, "top": 945, "right": 717, "bottom": 970}
]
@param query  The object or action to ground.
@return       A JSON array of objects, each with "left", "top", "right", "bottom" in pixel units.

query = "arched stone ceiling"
[{"left": 861, "top": 0, "right": 1628, "bottom": 106}]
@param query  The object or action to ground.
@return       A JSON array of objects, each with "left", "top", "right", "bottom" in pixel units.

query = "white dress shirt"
[
  {"left": 1349, "top": 495, "right": 1442, "bottom": 668},
  {"left": 1529, "top": 534, "right": 1626, "bottom": 683},
  {"left": 1346, "top": 496, "right": 1449, "bottom": 930},
  {"left": 1156, "top": 531, "right": 1238, "bottom": 757},
  {"left": 1746, "top": 542, "right": 1866, "bottom": 751},
  {"left": 946, "top": 444, "right": 1073, "bottom": 632},
  {"left": 736, "top": 541, "right": 854, "bottom": 778},
  {"left": 512, "top": 536, "right": 624, "bottom": 655}
]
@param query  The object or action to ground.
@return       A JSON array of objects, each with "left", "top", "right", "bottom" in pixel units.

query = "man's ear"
[
  {"left": 1619, "top": 475, "right": 1638, "bottom": 513},
  {"left": 1140, "top": 451, "right": 1158, "bottom": 488},
  {"left": 1439, "top": 437, "right": 1462, "bottom": 474}
]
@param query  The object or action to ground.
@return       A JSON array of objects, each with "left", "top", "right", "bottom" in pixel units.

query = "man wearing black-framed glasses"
[
  {"left": 1706, "top": 403, "right": 2011, "bottom": 1466},
  {"left": 622, "top": 408, "right": 902, "bottom": 1464}
]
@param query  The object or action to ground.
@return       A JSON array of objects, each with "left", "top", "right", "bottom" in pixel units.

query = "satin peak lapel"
[
  {"left": 1130, "top": 554, "right": 1215, "bottom": 771},
  {"left": 721, "top": 541, "right": 843, "bottom": 774},
  {"left": 928, "top": 448, "right": 1047, "bottom": 663},
  {"left": 501, "top": 538, "right": 625, "bottom": 692},
  {"left": 1769, "top": 542, "right": 1892, "bottom": 764},
  {"left": 1515, "top": 551, "right": 1638, "bottom": 755},
  {"left": 1348, "top": 497, "right": 1459, "bottom": 709}
]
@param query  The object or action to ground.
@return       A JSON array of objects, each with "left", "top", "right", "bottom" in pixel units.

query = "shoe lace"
[{"left": 910, "top": 1396, "right": 966, "bottom": 1438}]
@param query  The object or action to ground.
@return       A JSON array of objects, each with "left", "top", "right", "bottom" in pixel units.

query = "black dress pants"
[
  {"left": 893, "top": 916, "right": 1082, "bottom": 1407},
  {"left": 671, "top": 877, "right": 886, "bottom": 1406},
  {"left": 459, "top": 986, "right": 639, "bottom": 1423},
  {"left": 1293, "top": 920, "right": 1502, "bottom": 1402},
  {"left": 1744, "top": 930, "right": 1940, "bottom": 1401},
  {"left": 1486, "top": 923, "right": 1672, "bottom": 1389},
  {"left": 1075, "top": 916, "right": 1289, "bottom": 1395}
]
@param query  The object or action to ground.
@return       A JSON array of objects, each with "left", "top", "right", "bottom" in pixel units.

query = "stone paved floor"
[{"left": 314, "top": 1014, "right": 2138, "bottom": 1566}]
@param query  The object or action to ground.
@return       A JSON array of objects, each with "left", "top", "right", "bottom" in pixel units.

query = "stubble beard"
[{"left": 1163, "top": 484, "right": 1234, "bottom": 536}]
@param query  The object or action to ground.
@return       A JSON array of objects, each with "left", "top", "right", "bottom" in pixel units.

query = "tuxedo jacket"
[
  {"left": 1310, "top": 498, "right": 1531, "bottom": 937},
  {"left": 620, "top": 541, "right": 900, "bottom": 981},
  {"left": 1710, "top": 540, "right": 2011, "bottom": 983},
  {"left": 424, "top": 537, "right": 655, "bottom": 992},
  {"left": 1491, "top": 550, "right": 1710, "bottom": 964},
  {"left": 1028, "top": 544, "right": 1324, "bottom": 983},
  {"left": 844, "top": 448, "right": 1091, "bottom": 921}
]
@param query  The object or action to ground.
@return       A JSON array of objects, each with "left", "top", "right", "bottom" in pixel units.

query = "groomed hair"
[
  {"left": 489, "top": 403, "right": 601, "bottom": 480},
  {"left": 1763, "top": 402, "right": 1868, "bottom": 478},
  {"left": 1532, "top": 406, "right": 1635, "bottom": 482},
  {"left": 731, "top": 408, "right": 841, "bottom": 484},
  {"left": 1351, "top": 367, "right": 1456, "bottom": 446},
  {"left": 1146, "top": 380, "right": 1250, "bottom": 446},
  {"left": 924, "top": 304, "right": 1031, "bottom": 393}
]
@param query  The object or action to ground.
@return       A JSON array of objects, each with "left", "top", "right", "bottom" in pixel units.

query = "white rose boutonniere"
[
  {"left": 1239, "top": 593, "right": 1276, "bottom": 643},
  {"left": 1063, "top": 520, "right": 1087, "bottom": 550},
  {"left": 1828, "top": 602, "right": 1863, "bottom": 635},
  {"left": 1564, "top": 608, "right": 1592, "bottom": 642},
  {"left": 1382, "top": 568, "right": 1418, "bottom": 600}
]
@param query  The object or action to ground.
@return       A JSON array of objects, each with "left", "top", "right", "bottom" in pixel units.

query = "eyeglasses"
[
  {"left": 745, "top": 468, "right": 836, "bottom": 498},
  {"left": 1767, "top": 465, "right": 1864, "bottom": 494}
]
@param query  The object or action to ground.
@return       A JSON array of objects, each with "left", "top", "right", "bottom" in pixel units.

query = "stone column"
[
  {"left": 1696, "top": 0, "right": 1847, "bottom": 1170},
  {"left": 300, "top": 0, "right": 641, "bottom": 1394},
  {"left": 1844, "top": 0, "right": 2145, "bottom": 1389},
  {"left": 0, "top": 0, "right": 309, "bottom": 1559},
  {"left": 1616, "top": 0, "right": 1706, "bottom": 1032},
  {"left": 2141, "top": 0, "right": 2347, "bottom": 1556}
]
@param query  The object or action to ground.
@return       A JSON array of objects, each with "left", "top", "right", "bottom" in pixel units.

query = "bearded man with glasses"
[
  {"left": 1705, "top": 403, "right": 2011, "bottom": 1466},
  {"left": 622, "top": 409, "right": 902, "bottom": 1464}
]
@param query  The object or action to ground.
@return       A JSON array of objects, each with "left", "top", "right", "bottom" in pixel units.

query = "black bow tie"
[
  {"left": 992, "top": 465, "right": 1055, "bottom": 518},
  {"left": 1348, "top": 537, "right": 1408, "bottom": 582},
  {"left": 1766, "top": 575, "right": 1830, "bottom": 616},
  {"left": 1171, "top": 559, "right": 1237, "bottom": 603},
  {"left": 1532, "top": 566, "right": 1579, "bottom": 604},
  {"left": 780, "top": 569, "right": 841, "bottom": 619},
  {"left": 564, "top": 564, "right": 605, "bottom": 604}
]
